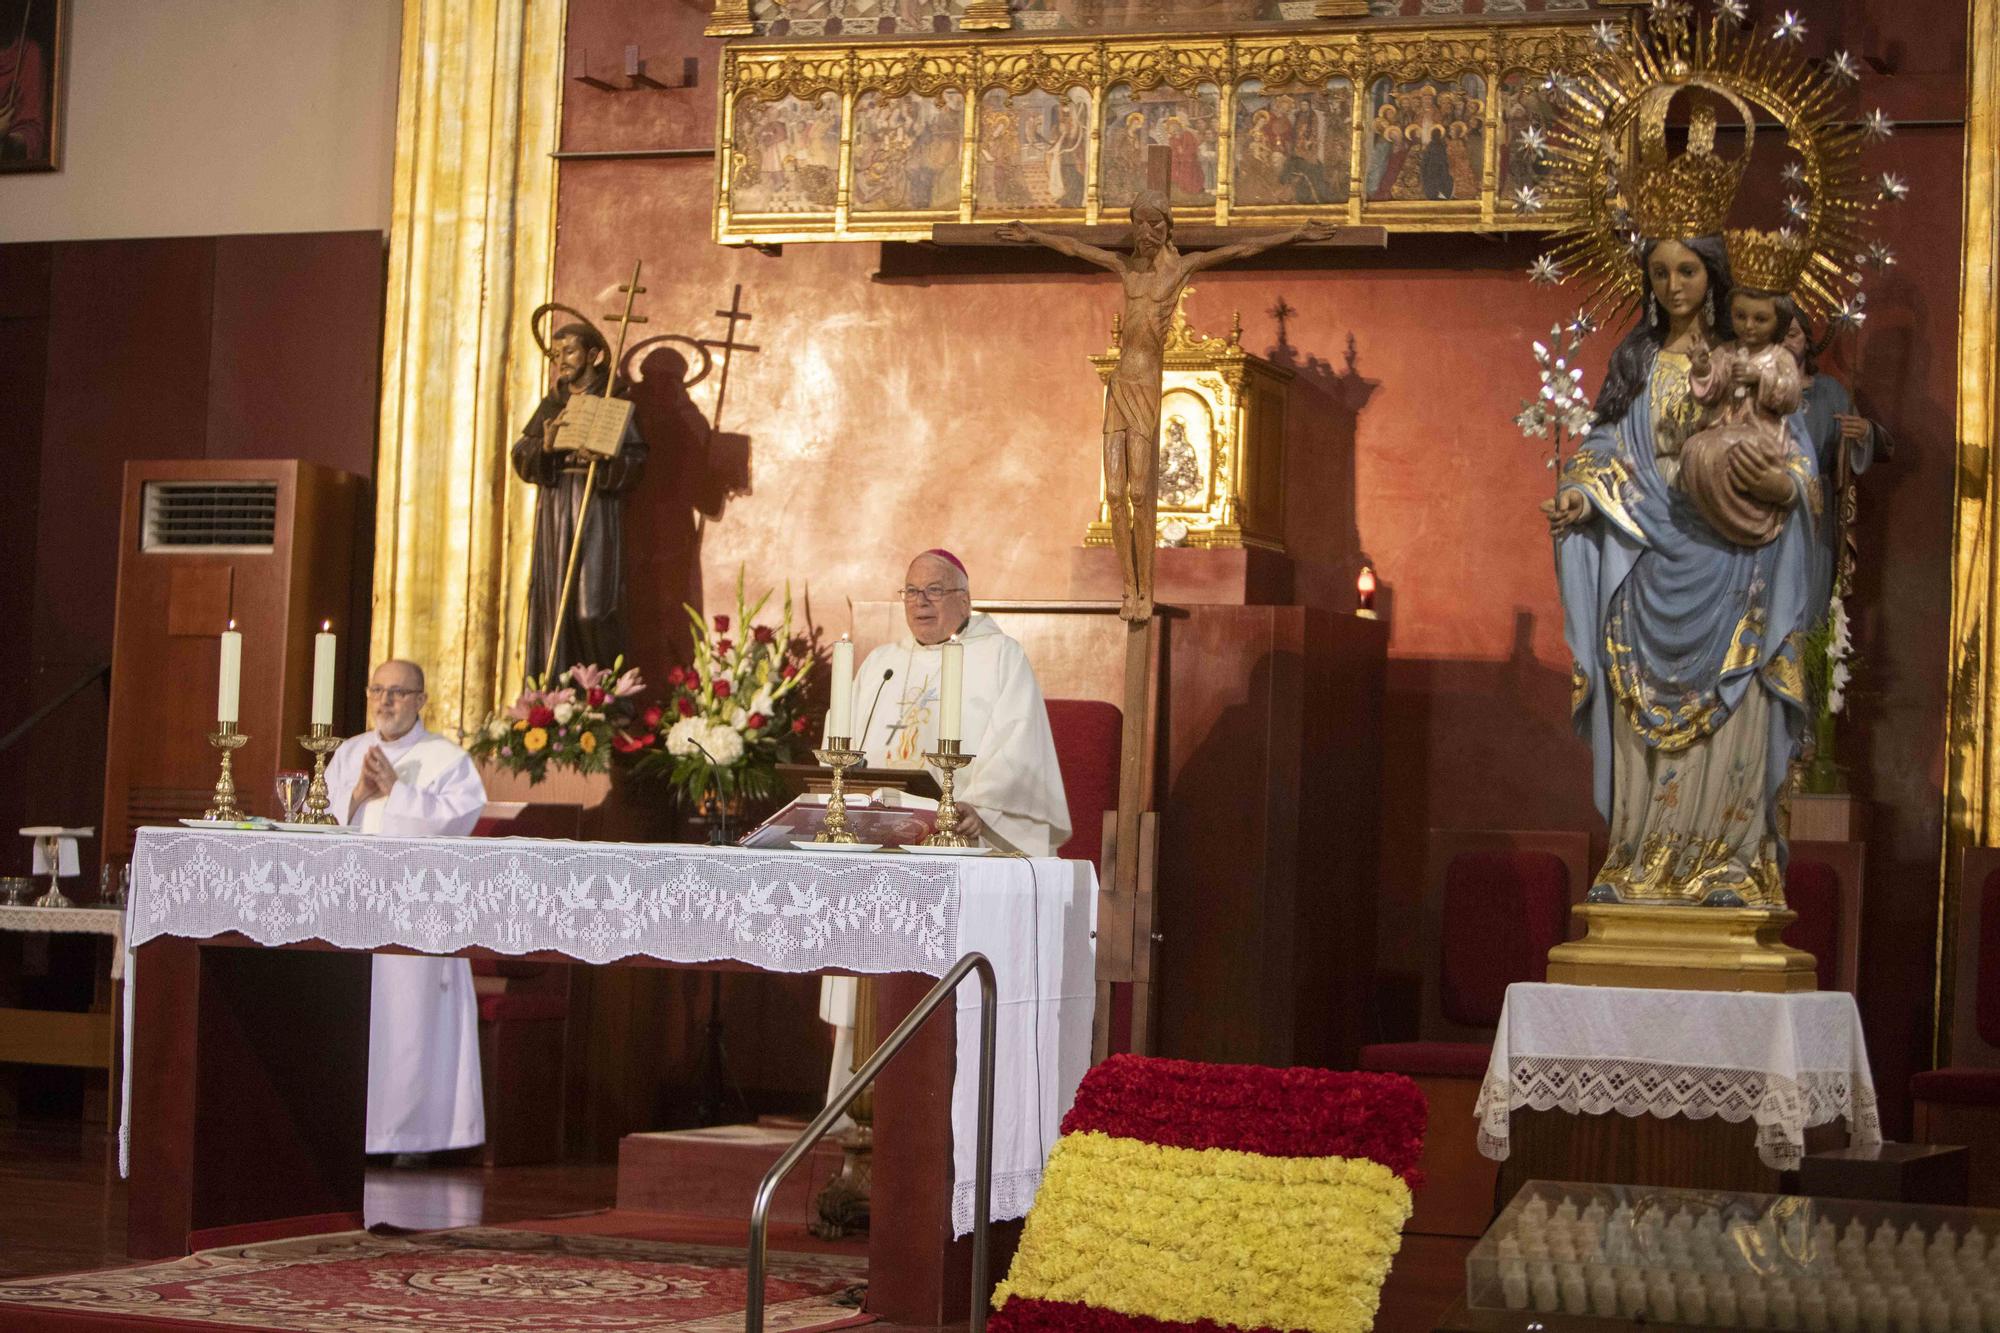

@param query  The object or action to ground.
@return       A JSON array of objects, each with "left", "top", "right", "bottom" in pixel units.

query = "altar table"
[
  {"left": 121, "top": 827, "right": 1097, "bottom": 1325},
  {"left": 1475, "top": 983, "right": 1881, "bottom": 1186}
]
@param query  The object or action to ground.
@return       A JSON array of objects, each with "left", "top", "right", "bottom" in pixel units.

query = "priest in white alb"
[
  {"left": 326, "top": 659, "right": 490, "bottom": 1158},
  {"left": 821, "top": 548, "right": 1071, "bottom": 1107}
]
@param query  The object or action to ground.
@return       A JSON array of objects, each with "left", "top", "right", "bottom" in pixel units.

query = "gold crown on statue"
[
  {"left": 1621, "top": 104, "right": 1745, "bottom": 241},
  {"left": 1725, "top": 227, "right": 1809, "bottom": 295}
]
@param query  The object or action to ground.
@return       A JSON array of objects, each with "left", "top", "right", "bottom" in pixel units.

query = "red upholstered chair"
[
  {"left": 1780, "top": 840, "right": 1865, "bottom": 992},
  {"left": 1044, "top": 698, "right": 1122, "bottom": 872},
  {"left": 1360, "top": 831, "right": 1585, "bottom": 1236},
  {"left": 1913, "top": 848, "right": 2000, "bottom": 1205},
  {"left": 468, "top": 802, "right": 581, "bottom": 1166}
]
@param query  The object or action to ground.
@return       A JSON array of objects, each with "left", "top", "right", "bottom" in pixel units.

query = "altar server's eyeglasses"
[
  {"left": 899, "top": 584, "right": 967, "bottom": 604},
  {"left": 366, "top": 685, "right": 423, "bottom": 701}
]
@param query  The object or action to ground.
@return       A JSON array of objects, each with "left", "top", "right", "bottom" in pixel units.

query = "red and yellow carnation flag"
[{"left": 991, "top": 1055, "right": 1427, "bottom": 1333}]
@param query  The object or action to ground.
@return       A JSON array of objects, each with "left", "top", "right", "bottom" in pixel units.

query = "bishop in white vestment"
[
  {"left": 821, "top": 550, "right": 1071, "bottom": 1108},
  {"left": 326, "top": 659, "right": 490, "bottom": 1156}
]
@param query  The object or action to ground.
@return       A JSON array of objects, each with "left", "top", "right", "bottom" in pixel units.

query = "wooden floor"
[{"left": 0, "top": 1115, "right": 1473, "bottom": 1331}]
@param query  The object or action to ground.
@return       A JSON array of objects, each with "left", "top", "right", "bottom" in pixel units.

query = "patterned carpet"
[{"left": 0, "top": 1227, "right": 872, "bottom": 1332}]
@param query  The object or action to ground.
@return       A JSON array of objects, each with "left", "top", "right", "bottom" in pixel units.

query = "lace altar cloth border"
[
  {"left": 0, "top": 905, "right": 126, "bottom": 979},
  {"left": 120, "top": 828, "right": 1098, "bottom": 1239},
  {"left": 1474, "top": 983, "right": 1882, "bottom": 1172}
]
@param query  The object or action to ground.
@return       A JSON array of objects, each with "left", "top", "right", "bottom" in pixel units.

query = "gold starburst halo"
[{"left": 1535, "top": 3, "right": 1882, "bottom": 330}]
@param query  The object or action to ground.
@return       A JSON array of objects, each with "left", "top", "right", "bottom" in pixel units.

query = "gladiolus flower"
[
  {"left": 780, "top": 663, "right": 797, "bottom": 680},
  {"left": 668, "top": 665, "right": 687, "bottom": 686},
  {"left": 792, "top": 717, "right": 808, "bottom": 734},
  {"left": 676, "top": 697, "right": 696, "bottom": 717},
  {"left": 528, "top": 706, "right": 556, "bottom": 728},
  {"left": 717, "top": 638, "right": 734, "bottom": 656},
  {"left": 747, "top": 712, "right": 767, "bottom": 730},
  {"left": 642, "top": 704, "right": 664, "bottom": 728},
  {"left": 754, "top": 625, "right": 775, "bottom": 644},
  {"left": 713, "top": 614, "right": 730, "bottom": 633},
  {"left": 713, "top": 680, "right": 732, "bottom": 699}
]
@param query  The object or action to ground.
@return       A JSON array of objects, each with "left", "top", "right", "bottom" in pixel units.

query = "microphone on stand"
[{"left": 857, "top": 667, "right": 894, "bottom": 747}]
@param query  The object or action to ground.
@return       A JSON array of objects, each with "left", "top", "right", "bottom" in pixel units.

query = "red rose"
[
  {"left": 717, "top": 638, "right": 734, "bottom": 656},
  {"left": 780, "top": 662, "right": 797, "bottom": 680},
  {"left": 587, "top": 687, "right": 607, "bottom": 706},
  {"left": 528, "top": 706, "right": 556, "bottom": 728},
  {"left": 791, "top": 717, "right": 808, "bottom": 734},
  {"left": 754, "top": 625, "right": 775, "bottom": 644},
  {"left": 712, "top": 680, "right": 732, "bottom": 699},
  {"left": 642, "top": 704, "right": 664, "bottom": 728},
  {"left": 746, "top": 712, "right": 767, "bottom": 730},
  {"left": 713, "top": 614, "right": 730, "bottom": 633},
  {"left": 676, "top": 697, "right": 696, "bottom": 717}
]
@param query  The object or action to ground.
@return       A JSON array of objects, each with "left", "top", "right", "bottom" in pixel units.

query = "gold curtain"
[
  {"left": 1940, "top": 0, "right": 2000, "bottom": 1056},
  {"left": 372, "top": 0, "right": 566, "bottom": 739}
]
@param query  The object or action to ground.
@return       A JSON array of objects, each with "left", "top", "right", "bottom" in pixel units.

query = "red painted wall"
[{"left": 554, "top": 0, "right": 1966, "bottom": 1125}]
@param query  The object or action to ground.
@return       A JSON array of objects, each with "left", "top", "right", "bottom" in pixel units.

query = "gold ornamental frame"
[{"left": 714, "top": 21, "right": 1605, "bottom": 245}]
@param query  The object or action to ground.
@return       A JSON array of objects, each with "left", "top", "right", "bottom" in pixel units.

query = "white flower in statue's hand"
[
  {"left": 700, "top": 723, "right": 747, "bottom": 766},
  {"left": 666, "top": 718, "right": 705, "bottom": 757}
]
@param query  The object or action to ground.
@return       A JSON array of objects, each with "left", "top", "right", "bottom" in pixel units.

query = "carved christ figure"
[{"left": 998, "top": 194, "right": 1333, "bottom": 620}]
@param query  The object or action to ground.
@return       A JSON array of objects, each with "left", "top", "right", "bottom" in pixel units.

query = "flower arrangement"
[
  {"left": 621, "top": 576, "right": 817, "bottom": 808},
  {"left": 990, "top": 1055, "right": 1427, "bottom": 1333},
  {"left": 1799, "top": 593, "right": 1856, "bottom": 793},
  {"left": 468, "top": 661, "right": 646, "bottom": 783}
]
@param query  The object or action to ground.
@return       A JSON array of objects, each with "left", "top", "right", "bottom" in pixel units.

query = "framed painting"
[
  {"left": 0, "top": 0, "right": 63, "bottom": 174},
  {"left": 1100, "top": 82, "right": 1221, "bottom": 211},
  {"left": 727, "top": 92, "right": 842, "bottom": 215},
  {"left": 1232, "top": 78, "right": 1355, "bottom": 209},
  {"left": 974, "top": 86, "right": 1088, "bottom": 213},
  {"left": 1364, "top": 72, "right": 1487, "bottom": 203},
  {"left": 853, "top": 88, "right": 966, "bottom": 214}
]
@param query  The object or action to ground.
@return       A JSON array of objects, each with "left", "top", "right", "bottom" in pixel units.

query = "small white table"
[
  {"left": 0, "top": 904, "right": 125, "bottom": 1120},
  {"left": 1476, "top": 982, "right": 1882, "bottom": 1172}
]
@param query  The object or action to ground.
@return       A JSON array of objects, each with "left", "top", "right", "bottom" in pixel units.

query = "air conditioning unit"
[{"left": 102, "top": 460, "right": 366, "bottom": 857}]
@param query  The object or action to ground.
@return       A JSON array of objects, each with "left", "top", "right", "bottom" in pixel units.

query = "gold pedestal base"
[{"left": 1546, "top": 904, "right": 1819, "bottom": 993}]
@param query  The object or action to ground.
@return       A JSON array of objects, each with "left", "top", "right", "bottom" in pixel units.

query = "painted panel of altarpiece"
[
  {"left": 1495, "top": 68, "right": 1558, "bottom": 201},
  {"left": 728, "top": 93, "right": 843, "bottom": 214},
  {"left": 1232, "top": 79, "right": 1355, "bottom": 209},
  {"left": 975, "top": 86, "right": 1091, "bottom": 213},
  {"left": 746, "top": 0, "right": 1616, "bottom": 40},
  {"left": 1362, "top": 73, "right": 1487, "bottom": 203},
  {"left": 1100, "top": 83, "right": 1223, "bottom": 211},
  {"left": 853, "top": 89, "right": 967, "bottom": 213}
]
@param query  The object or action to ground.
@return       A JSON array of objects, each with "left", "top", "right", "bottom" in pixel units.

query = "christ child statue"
[{"left": 1677, "top": 288, "right": 1805, "bottom": 548}]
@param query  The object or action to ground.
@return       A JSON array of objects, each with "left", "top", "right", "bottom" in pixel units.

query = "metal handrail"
[{"left": 747, "top": 951, "right": 998, "bottom": 1333}]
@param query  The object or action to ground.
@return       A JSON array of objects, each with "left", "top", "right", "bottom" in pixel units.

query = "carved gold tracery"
[{"left": 715, "top": 21, "right": 1605, "bottom": 244}]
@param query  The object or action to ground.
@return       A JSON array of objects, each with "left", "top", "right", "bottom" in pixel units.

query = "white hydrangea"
[
  {"left": 665, "top": 717, "right": 705, "bottom": 757},
  {"left": 700, "top": 721, "right": 746, "bottom": 766}
]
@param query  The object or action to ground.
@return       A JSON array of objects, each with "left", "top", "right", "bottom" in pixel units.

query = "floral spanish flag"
[{"left": 991, "top": 1055, "right": 1427, "bottom": 1333}]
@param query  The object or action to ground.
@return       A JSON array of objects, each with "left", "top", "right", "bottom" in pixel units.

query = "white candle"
[
  {"left": 311, "top": 621, "right": 336, "bottom": 725},
  {"left": 828, "top": 637, "right": 854, "bottom": 740},
  {"left": 939, "top": 635, "right": 963, "bottom": 741},
  {"left": 217, "top": 621, "right": 242, "bottom": 723}
]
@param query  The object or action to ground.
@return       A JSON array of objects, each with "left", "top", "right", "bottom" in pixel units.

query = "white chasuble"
[
  {"left": 327, "top": 724, "right": 489, "bottom": 1154},
  {"left": 821, "top": 614, "right": 1072, "bottom": 1111}
]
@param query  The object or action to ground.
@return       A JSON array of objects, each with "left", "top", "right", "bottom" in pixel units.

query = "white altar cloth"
[
  {"left": 1475, "top": 982, "right": 1881, "bottom": 1172},
  {"left": 0, "top": 905, "right": 126, "bottom": 979},
  {"left": 121, "top": 827, "right": 1097, "bottom": 1235}
]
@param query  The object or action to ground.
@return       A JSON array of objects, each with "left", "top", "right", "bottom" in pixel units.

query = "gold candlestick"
[
  {"left": 811, "top": 738, "right": 865, "bottom": 843},
  {"left": 921, "top": 739, "right": 976, "bottom": 847},
  {"left": 298, "top": 723, "right": 341, "bottom": 825},
  {"left": 205, "top": 722, "right": 250, "bottom": 821}
]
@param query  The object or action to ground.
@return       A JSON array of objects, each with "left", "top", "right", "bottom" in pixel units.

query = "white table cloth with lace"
[
  {"left": 1474, "top": 982, "right": 1881, "bottom": 1171},
  {"left": 121, "top": 827, "right": 1097, "bottom": 1235},
  {"left": 0, "top": 905, "right": 126, "bottom": 978}
]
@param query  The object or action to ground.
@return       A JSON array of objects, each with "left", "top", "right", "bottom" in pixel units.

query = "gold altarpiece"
[
  {"left": 714, "top": 22, "right": 1603, "bottom": 245},
  {"left": 1084, "top": 294, "right": 1291, "bottom": 552}
]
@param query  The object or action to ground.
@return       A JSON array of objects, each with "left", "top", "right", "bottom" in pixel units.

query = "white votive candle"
[
  {"left": 828, "top": 637, "right": 854, "bottom": 739},
  {"left": 939, "top": 635, "right": 963, "bottom": 741}
]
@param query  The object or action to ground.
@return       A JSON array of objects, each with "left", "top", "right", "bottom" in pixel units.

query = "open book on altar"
[{"left": 739, "top": 791, "right": 938, "bottom": 849}]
